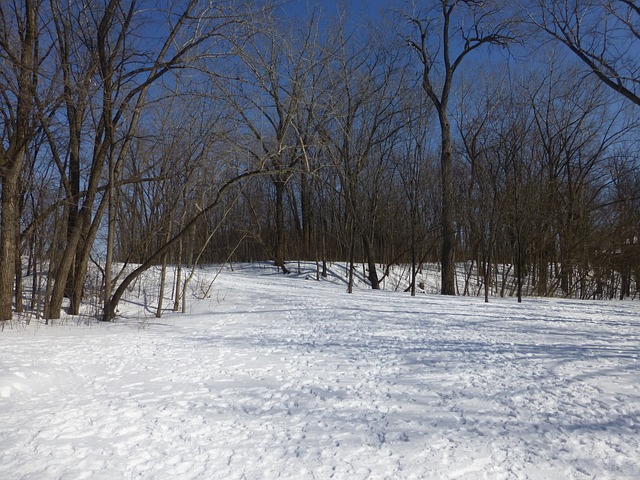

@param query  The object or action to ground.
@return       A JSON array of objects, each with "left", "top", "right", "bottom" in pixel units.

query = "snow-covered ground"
[{"left": 1, "top": 264, "right": 639, "bottom": 479}]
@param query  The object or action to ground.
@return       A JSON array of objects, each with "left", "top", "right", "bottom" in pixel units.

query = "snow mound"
[{"left": 0, "top": 366, "right": 78, "bottom": 398}]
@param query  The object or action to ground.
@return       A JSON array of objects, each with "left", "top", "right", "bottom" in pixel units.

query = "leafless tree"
[
  {"left": 36, "top": 0, "right": 241, "bottom": 320},
  {"left": 317, "top": 19, "right": 409, "bottom": 292},
  {"left": 0, "top": 0, "right": 52, "bottom": 321},
  {"left": 522, "top": 0, "right": 640, "bottom": 106},
  {"left": 406, "top": 0, "right": 517, "bottom": 295},
  {"left": 214, "top": 9, "right": 327, "bottom": 274}
]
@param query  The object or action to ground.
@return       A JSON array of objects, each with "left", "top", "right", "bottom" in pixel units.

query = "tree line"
[{"left": 1, "top": 0, "right": 638, "bottom": 322}]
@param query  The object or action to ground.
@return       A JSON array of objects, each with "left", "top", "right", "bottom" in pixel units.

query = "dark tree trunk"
[
  {"left": 362, "top": 235, "right": 380, "bottom": 289},
  {"left": 15, "top": 252, "right": 23, "bottom": 314},
  {"left": 347, "top": 220, "right": 356, "bottom": 294},
  {"left": 274, "top": 178, "right": 289, "bottom": 274},
  {"left": 439, "top": 113, "right": 456, "bottom": 295},
  {"left": 301, "top": 172, "right": 312, "bottom": 256},
  {"left": 0, "top": 0, "right": 37, "bottom": 321},
  {"left": 0, "top": 174, "right": 21, "bottom": 320}
]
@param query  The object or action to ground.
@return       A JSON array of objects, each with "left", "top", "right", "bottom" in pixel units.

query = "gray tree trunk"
[
  {"left": 439, "top": 112, "right": 456, "bottom": 295},
  {"left": 0, "top": 173, "right": 21, "bottom": 321}
]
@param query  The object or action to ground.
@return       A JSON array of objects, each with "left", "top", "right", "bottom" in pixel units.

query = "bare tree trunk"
[
  {"left": 410, "top": 216, "right": 417, "bottom": 297},
  {"left": 46, "top": 198, "right": 97, "bottom": 319},
  {"left": 301, "top": 172, "right": 312, "bottom": 256},
  {"left": 156, "top": 253, "right": 168, "bottom": 318},
  {"left": 30, "top": 238, "right": 39, "bottom": 311},
  {"left": 181, "top": 277, "right": 188, "bottom": 314},
  {"left": 347, "top": 220, "right": 356, "bottom": 294},
  {"left": 173, "top": 237, "right": 183, "bottom": 312},
  {"left": 362, "top": 235, "right": 380, "bottom": 289},
  {"left": 0, "top": 0, "right": 38, "bottom": 321},
  {"left": 321, "top": 221, "right": 328, "bottom": 278},
  {"left": 439, "top": 113, "right": 456, "bottom": 295},
  {"left": 15, "top": 253, "right": 23, "bottom": 314},
  {"left": 274, "top": 178, "right": 289, "bottom": 274},
  {"left": 104, "top": 147, "right": 116, "bottom": 316},
  {"left": 484, "top": 253, "right": 491, "bottom": 303},
  {"left": 70, "top": 195, "right": 109, "bottom": 315},
  {"left": 0, "top": 174, "right": 21, "bottom": 320}
]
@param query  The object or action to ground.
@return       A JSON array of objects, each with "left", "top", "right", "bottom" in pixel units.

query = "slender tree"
[
  {"left": 0, "top": 0, "right": 45, "bottom": 321},
  {"left": 217, "top": 10, "right": 327, "bottom": 274},
  {"left": 407, "top": 0, "right": 516, "bottom": 295}
]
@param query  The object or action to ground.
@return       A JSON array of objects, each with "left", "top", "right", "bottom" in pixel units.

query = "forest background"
[{"left": 0, "top": 0, "right": 638, "bottom": 322}]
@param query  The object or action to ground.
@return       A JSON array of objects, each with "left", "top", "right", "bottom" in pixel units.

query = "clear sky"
[{"left": 275, "top": 0, "right": 399, "bottom": 22}]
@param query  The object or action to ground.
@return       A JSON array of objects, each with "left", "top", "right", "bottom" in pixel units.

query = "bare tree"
[
  {"left": 317, "top": 21, "right": 408, "bottom": 292},
  {"left": 522, "top": 0, "right": 640, "bottom": 106},
  {"left": 0, "top": 0, "right": 48, "bottom": 321},
  {"left": 216, "top": 10, "right": 327, "bottom": 274},
  {"left": 37, "top": 0, "right": 238, "bottom": 320},
  {"left": 406, "top": 0, "right": 516, "bottom": 295},
  {"left": 395, "top": 88, "right": 438, "bottom": 296},
  {"left": 607, "top": 154, "right": 640, "bottom": 299},
  {"left": 455, "top": 74, "right": 508, "bottom": 301}
]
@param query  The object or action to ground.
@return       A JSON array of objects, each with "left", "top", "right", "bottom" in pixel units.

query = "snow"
[{"left": 1, "top": 264, "right": 639, "bottom": 479}]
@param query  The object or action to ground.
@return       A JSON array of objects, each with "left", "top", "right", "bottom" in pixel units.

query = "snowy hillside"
[{"left": 1, "top": 264, "right": 639, "bottom": 479}]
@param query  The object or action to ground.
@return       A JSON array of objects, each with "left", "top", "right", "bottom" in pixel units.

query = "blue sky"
[{"left": 275, "top": 0, "right": 398, "bottom": 21}]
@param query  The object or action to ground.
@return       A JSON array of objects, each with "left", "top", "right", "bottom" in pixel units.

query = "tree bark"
[
  {"left": 156, "top": 253, "right": 168, "bottom": 318},
  {"left": 439, "top": 112, "right": 456, "bottom": 295},
  {"left": 173, "top": 237, "right": 183, "bottom": 312},
  {"left": 362, "top": 235, "right": 380, "bottom": 289},
  {"left": 0, "top": 174, "right": 21, "bottom": 320},
  {"left": 274, "top": 177, "right": 289, "bottom": 273},
  {"left": 301, "top": 172, "right": 312, "bottom": 256},
  {"left": 0, "top": 0, "right": 38, "bottom": 321}
]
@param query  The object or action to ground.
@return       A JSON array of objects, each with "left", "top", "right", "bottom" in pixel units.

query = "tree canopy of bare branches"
[
  {"left": 522, "top": 0, "right": 640, "bottom": 106},
  {"left": 1, "top": 0, "right": 639, "bottom": 323}
]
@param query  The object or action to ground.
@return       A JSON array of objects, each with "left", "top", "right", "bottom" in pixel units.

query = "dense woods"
[{"left": 1, "top": 0, "right": 638, "bottom": 322}]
